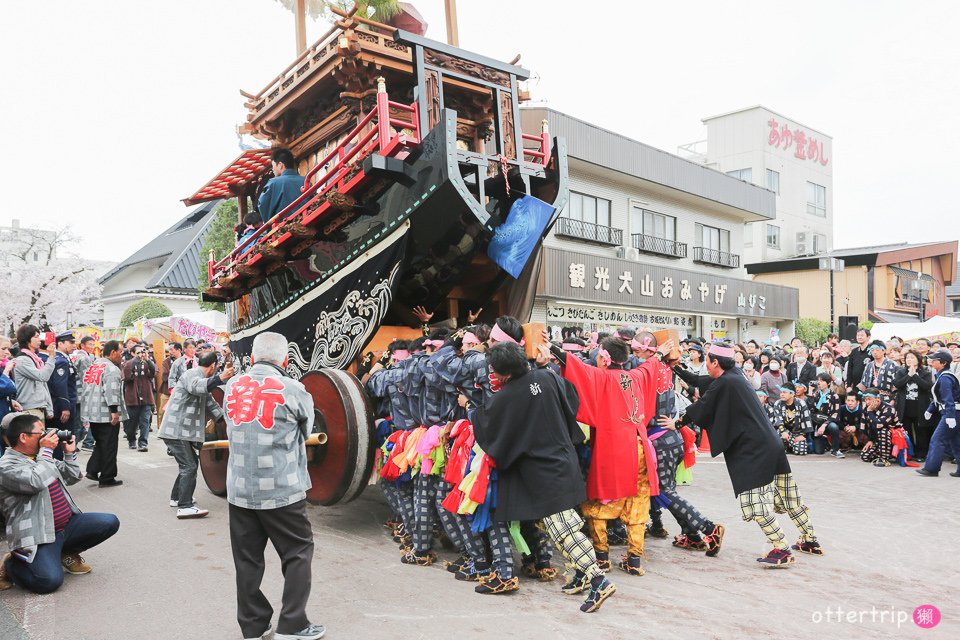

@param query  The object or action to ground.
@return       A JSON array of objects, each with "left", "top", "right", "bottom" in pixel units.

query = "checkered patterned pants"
[
  {"left": 581, "top": 440, "right": 649, "bottom": 557},
  {"left": 785, "top": 434, "right": 808, "bottom": 455},
  {"left": 738, "top": 473, "right": 817, "bottom": 550},
  {"left": 653, "top": 431, "right": 715, "bottom": 536},
  {"left": 436, "top": 479, "right": 487, "bottom": 563},
  {"left": 860, "top": 427, "right": 892, "bottom": 463},
  {"left": 543, "top": 509, "right": 604, "bottom": 580},
  {"left": 413, "top": 474, "right": 470, "bottom": 555},
  {"left": 487, "top": 522, "right": 516, "bottom": 579},
  {"left": 380, "top": 478, "right": 415, "bottom": 532}
]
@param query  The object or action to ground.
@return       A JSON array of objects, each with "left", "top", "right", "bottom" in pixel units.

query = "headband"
[
  {"left": 490, "top": 324, "right": 525, "bottom": 346},
  {"left": 867, "top": 344, "right": 885, "bottom": 352},
  {"left": 631, "top": 336, "right": 656, "bottom": 353},
  {"left": 756, "top": 390, "right": 767, "bottom": 396},
  {"left": 391, "top": 349, "right": 410, "bottom": 361},
  {"left": 792, "top": 379, "right": 807, "bottom": 389},
  {"left": 562, "top": 342, "right": 584, "bottom": 352},
  {"left": 423, "top": 339, "right": 444, "bottom": 348},
  {"left": 462, "top": 332, "right": 480, "bottom": 347},
  {"left": 862, "top": 392, "right": 879, "bottom": 398},
  {"left": 708, "top": 344, "right": 735, "bottom": 359}
]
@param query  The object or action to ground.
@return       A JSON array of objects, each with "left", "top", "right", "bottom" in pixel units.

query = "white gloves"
[
  {"left": 924, "top": 411, "right": 932, "bottom": 421},
  {"left": 948, "top": 418, "right": 957, "bottom": 429}
]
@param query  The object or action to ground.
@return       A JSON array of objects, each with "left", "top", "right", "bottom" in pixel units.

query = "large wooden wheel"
[
  {"left": 300, "top": 369, "right": 376, "bottom": 506},
  {"left": 198, "top": 387, "right": 229, "bottom": 497}
]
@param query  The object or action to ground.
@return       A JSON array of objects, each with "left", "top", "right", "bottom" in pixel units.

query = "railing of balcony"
[
  {"left": 693, "top": 246, "right": 740, "bottom": 268},
  {"left": 555, "top": 218, "right": 623, "bottom": 245},
  {"left": 631, "top": 234, "right": 687, "bottom": 258}
]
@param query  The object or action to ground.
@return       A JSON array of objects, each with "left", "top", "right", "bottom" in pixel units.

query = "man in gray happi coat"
[
  {"left": 158, "top": 351, "right": 233, "bottom": 519},
  {"left": 222, "top": 332, "right": 325, "bottom": 640}
]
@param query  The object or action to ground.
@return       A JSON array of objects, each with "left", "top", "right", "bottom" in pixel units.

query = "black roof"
[{"left": 99, "top": 200, "right": 221, "bottom": 291}]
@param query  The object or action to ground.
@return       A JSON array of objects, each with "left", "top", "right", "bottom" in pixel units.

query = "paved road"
[{"left": 1, "top": 441, "right": 957, "bottom": 640}]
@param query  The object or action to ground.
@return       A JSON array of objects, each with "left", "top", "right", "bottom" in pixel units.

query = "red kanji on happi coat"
[
  {"left": 226, "top": 375, "right": 287, "bottom": 430},
  {"left": 83, "top": 363, "right": 107, "bottom": 386}
]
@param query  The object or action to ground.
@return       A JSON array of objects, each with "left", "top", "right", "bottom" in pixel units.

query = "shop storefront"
[{"left": 534, "top": 247, "right": 799, "bottom": 344}]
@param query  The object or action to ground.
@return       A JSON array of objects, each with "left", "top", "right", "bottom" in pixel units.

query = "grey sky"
[{"left": 3, "top": 0, "right": 958, "bottom": 262}]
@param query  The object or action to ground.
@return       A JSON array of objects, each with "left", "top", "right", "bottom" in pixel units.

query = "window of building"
[
  {"left": 726, "top": 168, "right": 753, "bottom": 183},
  {"left": 807, "top": 182, "right": 826, "bottom": 217},
  {"left": 630, "top": 206, "right": 675, "bottom": 240},
  {"left": 766, "top": 169, "right": 780, "bottom": 194},
  {"left": 953, "top": 299, "right": 960, "bottom": 314},
  {"left": 744, "top": 222, "right": 753, "bottom": 247},
  {"left": 766, "top": 224, "right": 780, "bottom": 248},
  {"left": 564, "top": 191, "right": 611, "bottom": 228},
  {"left": 813, "top": 233, "right": 826, "bottom": 253},
  {"left": 696, "top": 223, "right": 730, "bottom": 253}
]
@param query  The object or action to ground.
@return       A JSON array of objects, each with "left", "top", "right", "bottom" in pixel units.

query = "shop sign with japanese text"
[
  {"left": 541, "top": 248, "right": 798, "bottom": 319},
  {"left": 546, "top": 301, "right": 696, "bottom": 329}
]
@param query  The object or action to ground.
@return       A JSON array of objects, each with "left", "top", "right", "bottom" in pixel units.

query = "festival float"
[{"left": 185, "top": 6, "right": 568, "bottom": 505}]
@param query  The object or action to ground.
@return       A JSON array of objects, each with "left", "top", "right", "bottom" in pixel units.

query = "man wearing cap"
[
  {"left": 858, "top": 341, "right": 898, "bottom": 398},
  {"left": 917, "top": 351, "right": 960, "bottom": 477},
  {"left": 859, "top": 387, "right": 899, "bottom": 467},
  {"left": 680, "top": 343, "right": 823, "bottom": 567},
  {"left": 48, "top": 333, "right": 79, "bottom": 444},
  {"left": 773, "top": 382, "right": 813, "bottom": 456}
]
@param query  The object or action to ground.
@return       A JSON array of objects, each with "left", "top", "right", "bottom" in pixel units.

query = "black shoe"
[
  {"left": 950, "top": 471, "right": 960, "bottom": 477},
  {"left": 127, "top": 442, "right": 136, "bottom": 450},
  {"left": 474, "top": 572, "right": 519, "bottom": 594},
  {"left": 137, "top": 447, "right": 148, "bottom": 452},
  {"left": 595, "top": 550, "right": 611, "bottom": 573},
  {"left": 561, "top": 570, "right": 589, "bottom": 595},
  {"left": 98, "top": 479, "right": 123, "bottom": 488},
  {"left": 915, "top": 468, "right": 939, "bottom": 477},
  {"left": 580, "top": 576, "right": 616, "bottom": 613},
  {"left": 86, "top": 473, "right": 100, "bottom": 481}
]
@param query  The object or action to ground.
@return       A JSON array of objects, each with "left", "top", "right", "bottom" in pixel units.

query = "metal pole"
[
  {"left": 830, "top": 268, "right": 835, "bottom": 332},
  {"left": 444, "top": 0, "right": 459, "bottom": 46}
]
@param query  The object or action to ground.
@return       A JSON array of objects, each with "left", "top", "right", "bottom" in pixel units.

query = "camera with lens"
[{"left": 50, "top": 429, "right": 75, "bottom": 444}]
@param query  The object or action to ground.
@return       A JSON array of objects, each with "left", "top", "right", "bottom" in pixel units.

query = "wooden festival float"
[{"left": 185, "top": 7, "right": 568, "bottom": 505}]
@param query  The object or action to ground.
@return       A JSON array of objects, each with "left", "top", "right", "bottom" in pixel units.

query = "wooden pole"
[
  {"left": 444, "top": 0, "right": 459, "bottom": 47},
  {"left": 295, "top": 0, "right": 307, "bottom": 55}
]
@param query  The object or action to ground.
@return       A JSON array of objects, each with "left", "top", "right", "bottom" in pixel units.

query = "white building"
[
  {"left": 679, "top": 106, "right": 834, "bottom": 264},
  {"left": 98, "top": 201, "right": 221, "bottom": 328},
  {"left": 521, "top": 108, "right": 799, "bottom": 344},
  {"left": 0, "top": 219, "right": 57, "bottom": 266}
]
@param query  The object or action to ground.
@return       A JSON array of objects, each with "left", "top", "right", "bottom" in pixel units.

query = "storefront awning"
[
  {"left": 182, "top": 148, "right": 272, "bottom": 206},
  {"left": 889, "top": 266, "right": 935, "bottom": 282}
]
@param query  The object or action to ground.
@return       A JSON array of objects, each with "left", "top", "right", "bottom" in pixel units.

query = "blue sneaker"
[{"left": 580, "top": 576, "right": 616, "bottom": 613}]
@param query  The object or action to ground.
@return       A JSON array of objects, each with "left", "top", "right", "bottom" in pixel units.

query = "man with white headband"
[{"left": 680, "top": 343, "right": 824, "bottom": 567}]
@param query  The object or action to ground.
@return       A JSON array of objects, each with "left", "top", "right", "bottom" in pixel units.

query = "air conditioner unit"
[
  {"left": 616, "top": 246, "right": 640, "bottom": 261},
  {"left": 796, "top": 231, "right": 809, "bottom": 245},
  {"left": 796, "top": 242, "right": 807, "bottom": 255}
]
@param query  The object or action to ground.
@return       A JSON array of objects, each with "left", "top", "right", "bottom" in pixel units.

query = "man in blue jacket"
[
  {"left": 916, "top": 351, "right": 960, "bottom": 477},
  {"left": 257, "top": 148, "right": 305, "bottom": 224}
]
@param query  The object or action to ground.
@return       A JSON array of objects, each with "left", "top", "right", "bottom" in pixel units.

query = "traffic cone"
[{"left": 698, "top": 429, "right": 711, "bottom": 454}]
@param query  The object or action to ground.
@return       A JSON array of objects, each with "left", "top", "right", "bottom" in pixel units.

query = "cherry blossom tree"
[{"left": 0, "top": 226, "right": 102, "bottom": 335}]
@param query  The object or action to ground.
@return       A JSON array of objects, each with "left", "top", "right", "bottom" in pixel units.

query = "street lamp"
[
  {"left": 911, "top": 275, "right": 932, "bottom": 321},
  {"left": 819, "top": 257, "right": 845, "bottom": 332}
]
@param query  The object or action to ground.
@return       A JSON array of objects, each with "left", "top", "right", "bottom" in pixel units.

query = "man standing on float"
[{"left": 679, "top": 343, "right": 824, "bottom": 568}]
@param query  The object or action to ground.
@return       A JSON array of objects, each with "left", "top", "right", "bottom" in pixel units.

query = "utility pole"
[{"left": 444, "top": 0, "right": 459, "bottom": 46}]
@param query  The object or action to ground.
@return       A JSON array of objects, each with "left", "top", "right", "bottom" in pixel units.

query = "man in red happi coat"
[{"left": 543, "top": 334, "right": 673, "bottom": 579}]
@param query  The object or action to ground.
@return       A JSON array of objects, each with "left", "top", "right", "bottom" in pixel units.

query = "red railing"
[
  {"left": 208, "top": 78, "right": 420, "bottom": 284},
  {"left": 521, "top": 131, "right": 550, "bottom": 165}
]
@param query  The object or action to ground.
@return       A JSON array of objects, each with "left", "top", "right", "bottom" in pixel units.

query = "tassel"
[{"left": 508, "top": 521, "right": 531, "bottom": 555}]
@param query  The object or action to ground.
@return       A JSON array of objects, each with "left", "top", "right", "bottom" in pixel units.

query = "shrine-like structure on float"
[{"left": 184, "top": 7, "right": 568, "bottom": 505}]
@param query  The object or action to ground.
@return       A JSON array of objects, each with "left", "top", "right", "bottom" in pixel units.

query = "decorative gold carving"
[{"left": 424, "top": 49, "right": 511, "bottom": 87}]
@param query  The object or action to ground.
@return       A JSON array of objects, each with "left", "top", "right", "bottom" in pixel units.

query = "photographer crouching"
[{"left": 0, "top": 413, "right": 119, "bottom": 592}]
